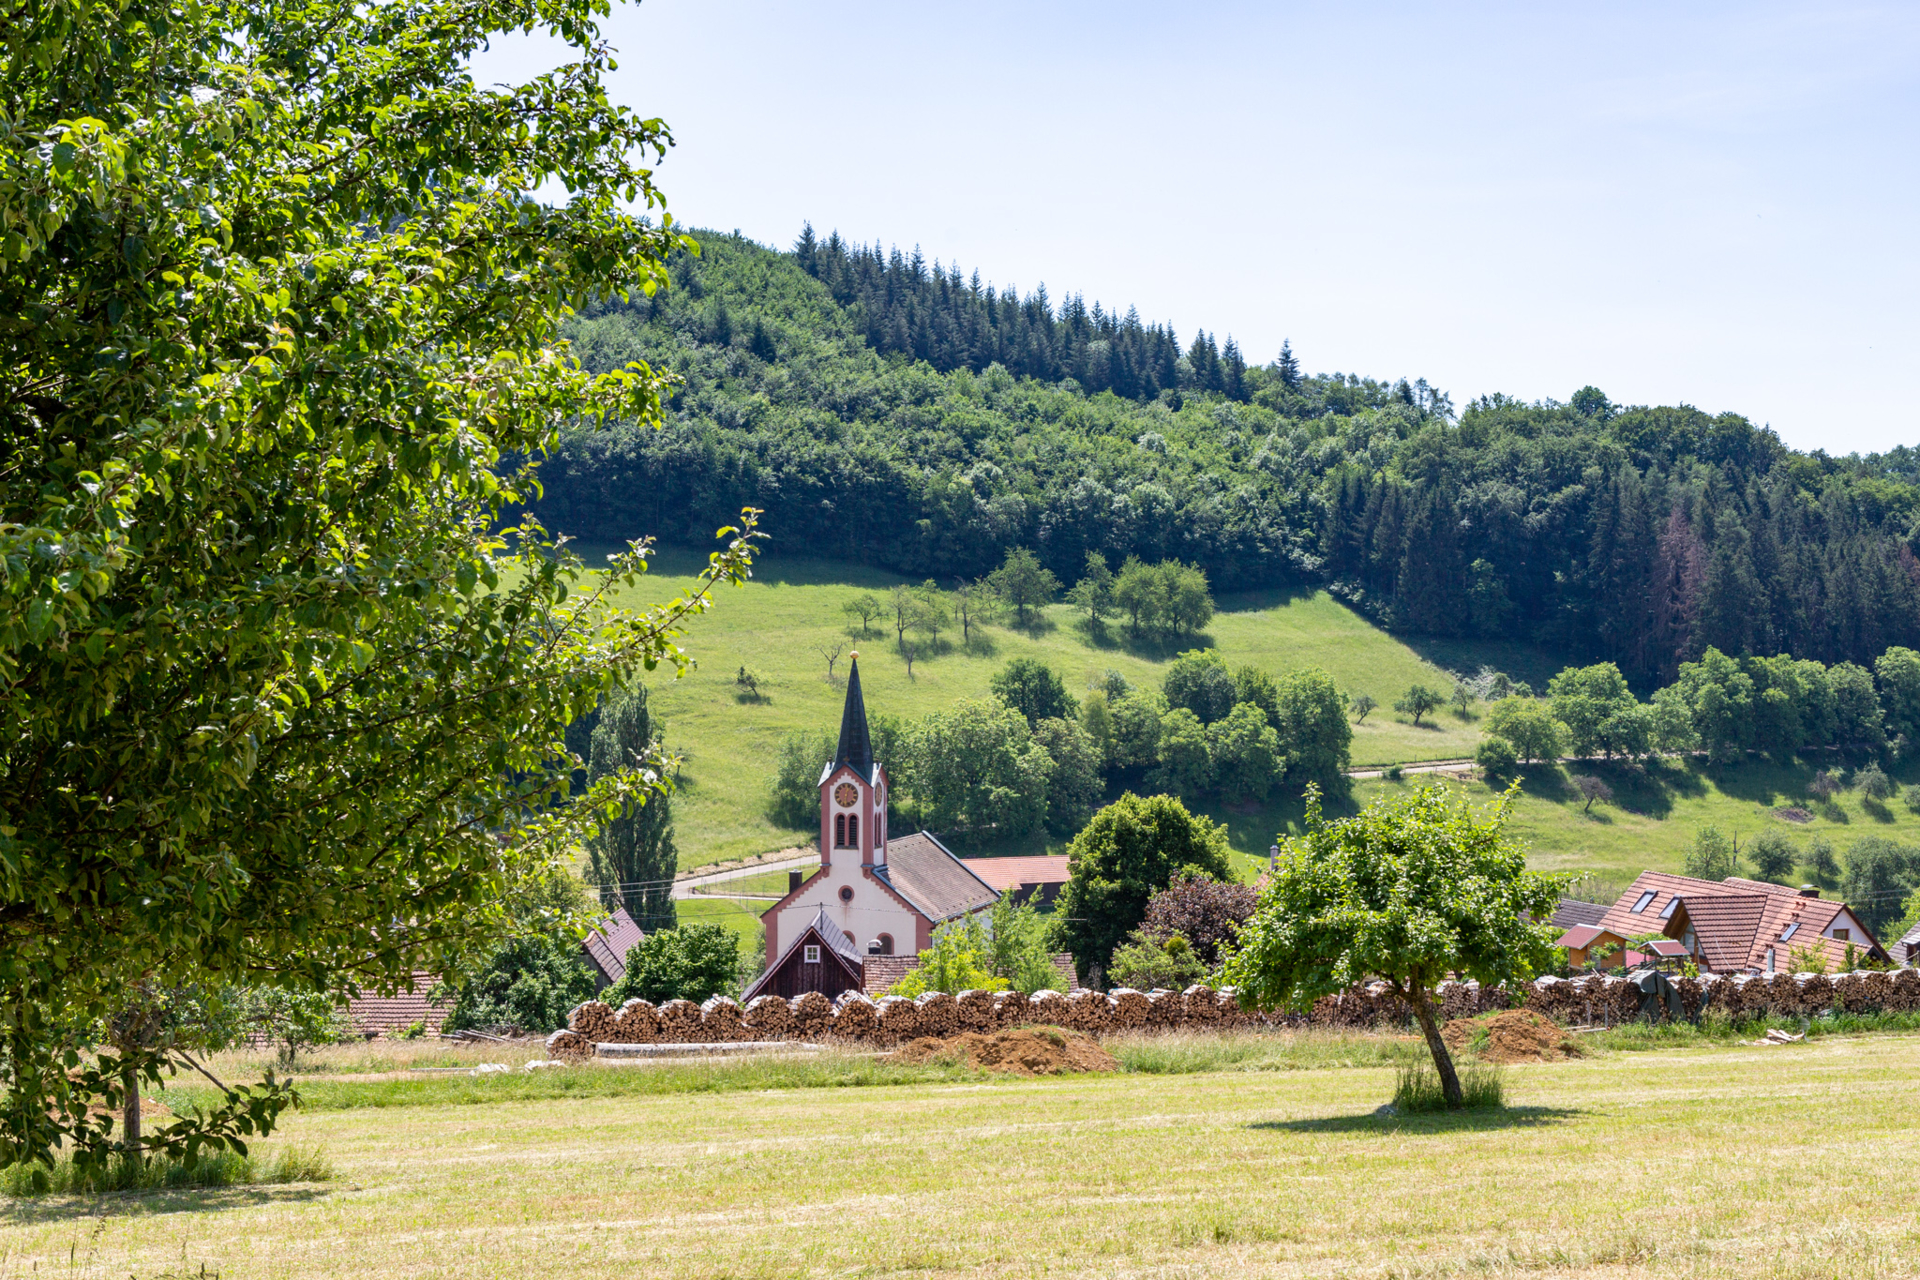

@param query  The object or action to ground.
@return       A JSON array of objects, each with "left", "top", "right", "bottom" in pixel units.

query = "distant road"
[{"left": 673, "top": 851, "right": 816, "bottom": 901}]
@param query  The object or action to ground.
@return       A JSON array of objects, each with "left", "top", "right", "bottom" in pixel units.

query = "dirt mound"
[
  {"left": 886, "top": 1028, "right": 1118, "bottom": 1076},
  {"left": 1774, "top": 806, "right": 1814, "bottom": 824},
  {"left": 1442, "top": 1009, "right": 1582, "bottom": 1064}
]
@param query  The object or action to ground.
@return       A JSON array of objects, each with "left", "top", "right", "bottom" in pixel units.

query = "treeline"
[
  {"left": 768, "top": 654, "right": 1353, "bottom": 845},
  {"left": 538, "top": 230, "right": 1920, "bottom": 680},
  {"left": 1477, "top": 644, "right": 1920, "bottom": 771}
]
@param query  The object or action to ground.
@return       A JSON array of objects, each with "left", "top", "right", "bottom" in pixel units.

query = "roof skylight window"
[
  {"left": 1631, "top": 891, "right": 1656, "bottom": 913},
  {"left": 1660, "top": 898, "right": 1680, "bottom": 920},
  {"left": 1780, "top": 922, "right": 1799, "bottom": 941}
]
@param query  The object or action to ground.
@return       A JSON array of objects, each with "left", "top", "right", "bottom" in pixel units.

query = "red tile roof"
[
  {"left": 582, "top": 907, "right": 645, "bottom": 985},
  {"left": 345, "top": 971, "right": 450, "bottom": 1038},
  {"left": 1599, "top": 871, "right": 1884, "bottom": 973},
  {"left": 959, "top": 855, "right": 1072, "bottom": 893}
]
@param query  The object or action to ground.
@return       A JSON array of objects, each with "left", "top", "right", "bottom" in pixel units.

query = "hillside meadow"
[
  {"left": 595, "top": 544, "right": 1548, "bottom": 870},
  {"left": 9, "top": 1033, "right": 1919, "bottom": 1278}
]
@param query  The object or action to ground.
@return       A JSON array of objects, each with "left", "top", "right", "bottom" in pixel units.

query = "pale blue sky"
[{"left": 473, "top": 2, "right": 1919, "bottom": 454}]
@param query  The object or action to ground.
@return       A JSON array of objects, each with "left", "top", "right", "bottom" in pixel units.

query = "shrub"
[
  {"left": 1107, "top": 932, "right": 1207, "bottom": 992},
  {"left": 441, "top": 933, "right": 596, "bottom": 1035},
  {"left": 606, "top": 923, "right": 741, "bottom": 1007},
  {"left": 1391, "top": 1060, "right": 1505, "bottom": 1113},
  {"left": 1384, "top": 764, "right": 1405, "bottom": 781},
  {"left": 888, "top": 919, "right": 1007, "bottom": 997},
  {"left": 3, "top": 1145, "right": 332, "bottom": 1196},
  {"left": 1475, "top": 736, "right": 1519, "bottom": 781},
  {"left": 1904, "top": 784, "right": 1920, "bottom": 815},
  {"left": 1139, "top": 871, "right": 1258, "bottom": 968}
]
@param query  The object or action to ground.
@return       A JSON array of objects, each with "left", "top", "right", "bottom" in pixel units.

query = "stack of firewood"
[
  {"left": 610, "top": 999, "right": 660, "bottom": 1043},
  {"left": 568, "top": 1001, "right": 616, "bottom": 1042},
  {"left": 546, "top": 1029, "right": 591, "bottom": 1057},
  {"left": 1181, "top": 984, "right": 1220, "bottom": 1027},
  {"left": 832, "top": 991, "right": 877, "bottom": 1039},
  {"left": 1062, "top": 989, "right": 1110, "bottom": 1033},
  {"left": 744, "top": 994, "right": 794, "bottom": 1039},
  {"left": 656, "top": 998, "right": 703, "bottom": 1042},
  {"left": 1028, "top": 989, "right": 1069, "bottom": 1028},
  {"left": 1107, "top": 988, "right": 1149, "bottom": 1030},
  {"left": 954, "top": 988, "right": 997, "bottom": 1031},
  {"left": 913, "top": 991, "right": 958, "bottom": 1037},
  {"left": 701, "top": 996, "right": 748, "bottom": 1041},
  {"left": 791, "top": 990, "right": 834, "bottom": 1038}
]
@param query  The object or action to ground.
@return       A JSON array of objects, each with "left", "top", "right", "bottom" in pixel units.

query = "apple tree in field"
[
  {"left": 0, "top": 0, "right": 757, "bottom": 1170},
  {"left": 1223, "top": 785, "right": 1561, "bottom": 1109}
]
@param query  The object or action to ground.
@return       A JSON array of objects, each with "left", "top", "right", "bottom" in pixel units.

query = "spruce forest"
[{"left": 537, "top": 229, "right": 1920, "bottom": 686}]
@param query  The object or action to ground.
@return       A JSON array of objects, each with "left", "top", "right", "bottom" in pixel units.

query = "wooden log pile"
[
  {"left": 551, "top": 966, "right": 1920, "bottom": 1051},
  {"left": 875, "top": 995, "right": 921, "bottom": 1044},
  {"left": 743, "top": 995, "right": 794, "bottom": 1039},
  {"left": 954, "top": 988, "right": 998, "bottom": 1031},
  {"left": 833, "top": 991, "right": 878, "bottom": 1039},
  {"left": 610, "top": 999, "right": 660, "bottom": 1043},
  {"left": 1108, "top": 988, "right": 1150, "bottom": 1031},
  {"left": 791, "top": 991, "right": 834, "bottom": 1039}
]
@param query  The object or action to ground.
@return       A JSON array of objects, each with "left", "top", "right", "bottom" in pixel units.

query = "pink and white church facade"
[{"left": 746, "top": 656, "right": 997, "bottom": 999}]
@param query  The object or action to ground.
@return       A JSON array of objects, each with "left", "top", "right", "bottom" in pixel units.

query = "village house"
[
  {"left": 1555, "top": 870, "right": 1890, "bottom": 974},
  {"left": 743, "top": 657, "right": 999, "bottom": 1002}
]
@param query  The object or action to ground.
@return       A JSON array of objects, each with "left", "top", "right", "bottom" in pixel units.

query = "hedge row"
[{"left": 544, "top": 967, "right": 1920, "bottom": 1055}]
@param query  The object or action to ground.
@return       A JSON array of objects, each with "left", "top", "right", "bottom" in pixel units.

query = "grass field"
[
  {"left": 595, "top": 544, "right": 1553, "bottom": 869},
  {"left": 12, "top": 1032, "right": 1920, "bottom": 1278}
]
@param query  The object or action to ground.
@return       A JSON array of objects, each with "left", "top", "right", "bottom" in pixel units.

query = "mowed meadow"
[
  {"left": 595, "top": 543, "right": 1541, "bottom": 870},
  {"left": 7, "top": 1034, "right": 1919, "bottom": 1278}
]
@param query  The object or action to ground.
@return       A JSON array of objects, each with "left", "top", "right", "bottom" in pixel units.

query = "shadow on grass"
[
  {"left": 0, "top": 1184, "right": 331, "bottom": 1223},
  {"left": 1253, "top": 1105, "right": 1584, "bottom": 1135}
]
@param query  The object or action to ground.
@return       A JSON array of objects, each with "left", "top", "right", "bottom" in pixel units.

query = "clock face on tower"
[{"left": 833, "top": 782, "right": 859, "bottom": 808}]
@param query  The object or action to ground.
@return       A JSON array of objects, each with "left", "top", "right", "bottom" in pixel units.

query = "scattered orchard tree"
[
  {"left": 1571, "top": 774, "right": 1614, "bottom": 815},
  {"left": 1485, "top": 697, "right": 1567, "bottom": 764},
  {"left": 986, "top": 547, "right": 1060, "bottom": 626},
  {"left": 843, "top": 593, "right": 884, "bottom": 635},
  {"left": 1748, "top": 829, "right": 1798, "bottom": 884},
  {"left": 1395, "top": 684, "right": 1445, "bottom": 728},
  {"left": 1350, "top": 693, "right": 1379, "bottom": 724},
  {"left": 585, "top": 688, "right": 678, "bottom": 930},
  {"left": 1685, "top": 827, "right": 1741, "bottom": 880},
  {"left": 1224, "top": 784, "right": 1560, "bottom": 1109}
]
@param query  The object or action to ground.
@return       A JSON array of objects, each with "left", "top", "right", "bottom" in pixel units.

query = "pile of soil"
[
  {"left": 885, "top": 1028, "right": 1118, "bottom": 1076},
  {"left": 1442, "top": 1010, "right": 1583, "bottom": 1064},
  {"left": 1774, "top": 806, "right": 1814, "bottom": 824}
]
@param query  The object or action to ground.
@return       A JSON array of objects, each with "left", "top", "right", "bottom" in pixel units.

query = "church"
[{"left": 742, "top": 655, "right": 998, "bottom": 1002}]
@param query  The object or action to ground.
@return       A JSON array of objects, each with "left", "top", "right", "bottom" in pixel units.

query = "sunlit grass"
[{"left": 11, "top": 1032, "right": 1920, "bottom": 1277}]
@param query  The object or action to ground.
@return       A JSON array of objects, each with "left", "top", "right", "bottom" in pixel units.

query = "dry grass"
[{"left": 6, "top": 1032, "right": 1920, "bottom": 1277}]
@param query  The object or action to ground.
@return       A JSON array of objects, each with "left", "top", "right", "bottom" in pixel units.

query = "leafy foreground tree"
[
  {"left": 1224, "top": 785, "right": 1561, "bottom": 1110},
  {"left": 1055, "top": 794, "right": 1233, "bottom": 982},
  {"left": 0, "top": 0, "right": 758, "bottom": 1171}
]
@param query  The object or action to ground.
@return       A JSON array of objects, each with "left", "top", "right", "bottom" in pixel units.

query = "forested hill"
[{"left": 537, "top": 229, "right": 1920, "bottom": 684}]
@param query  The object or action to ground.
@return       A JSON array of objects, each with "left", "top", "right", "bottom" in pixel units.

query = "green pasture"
[{"left": 596, "top": 545, "right": 1528, "bottom": 868}]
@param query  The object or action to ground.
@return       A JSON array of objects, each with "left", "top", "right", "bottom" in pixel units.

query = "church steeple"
[{"left": 832, "top": 654, "right": 874, "bottom": 777}]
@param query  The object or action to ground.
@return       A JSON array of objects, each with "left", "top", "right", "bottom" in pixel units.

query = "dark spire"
[{"left": 833, "top": 654, "right": 874, "bottom": 776}]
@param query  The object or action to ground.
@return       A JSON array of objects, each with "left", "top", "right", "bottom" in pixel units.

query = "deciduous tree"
[
  {"left": 0, "top": 0, "right": 756, "bottom": 1170},
  {"left": 1055, "top": 794, "right": 1233, "bottom": 979},
  {"left": 1224, "top": 785, "right": 1560, "bottom": 1109}
]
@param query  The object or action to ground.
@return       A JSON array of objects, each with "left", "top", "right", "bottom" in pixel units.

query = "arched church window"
[
  {"left": 847, "top": 813, "right": 859, "bottom": 847},
  {"left": 875, "top": 933, "right": 894, "bottom": 956},
  {"left": 834, "top": 813, "right": 845, "bottom": 847}
]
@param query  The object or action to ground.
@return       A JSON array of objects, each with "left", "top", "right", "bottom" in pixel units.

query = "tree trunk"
[
  {"left": 122, "top": 1064, "right": 142, "bottom": 1160},
  {"left": 1405, "top": 983, "right": 1464, "bottom": 1109}
]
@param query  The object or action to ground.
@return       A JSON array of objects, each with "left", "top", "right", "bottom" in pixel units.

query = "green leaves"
[{"left": 0, "top": 0, "right": 760, "bottom": 1168}]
